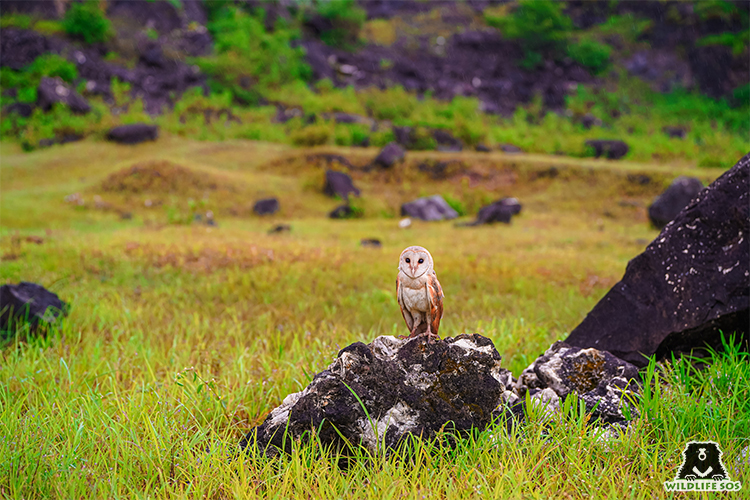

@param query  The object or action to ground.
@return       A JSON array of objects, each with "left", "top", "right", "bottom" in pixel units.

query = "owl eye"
[
  {"left": 418, "top": 258, "right": 424, "bottom": 264},
  {"left": 405, "top": 258, "right": 410, "bottom": 263}
]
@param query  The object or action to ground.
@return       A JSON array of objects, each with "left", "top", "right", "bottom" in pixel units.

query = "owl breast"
[{"left": 401, "top": 284, "right": 429, "bottom": 313}]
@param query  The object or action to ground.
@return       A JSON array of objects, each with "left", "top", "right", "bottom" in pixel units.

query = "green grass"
[{"left": 1, "top": 139, "right": 747, "bottom": 498}]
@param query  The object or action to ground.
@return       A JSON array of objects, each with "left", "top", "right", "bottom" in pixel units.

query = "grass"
[{"left": 1, "top": 138, "right": 747, "bottom": 498}]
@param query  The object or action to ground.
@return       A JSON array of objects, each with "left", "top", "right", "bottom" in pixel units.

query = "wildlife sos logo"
[{"left": 663, "top": 441, "right": 742, "bottom": 492}]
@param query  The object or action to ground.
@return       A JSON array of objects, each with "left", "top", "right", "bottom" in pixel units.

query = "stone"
[
  {"left": 663, "top": 126, "right": 687, "bottom": 139},
  {"left": 401, "top": 195, "right": 459, "bottom": 222},
  {"left": 37, "top": 77, "right": 91, "bottom": 114},
  {"left": 253, "top": 198, "right": 280, "bottom": 216},
  {"left": 373, "top": 142, "right": 406, "bottom": 169},
  {"left": 399, "top": 218, "right": 412, "bottom": 229},
  {"left": 0, "top": 282, "right": 66, "bottom": 334},
  {"left": 323, "top": 170, "right": 360, "bottom": 200},
  {"left": 475, "top": 143, "right": 491, "bottom": 152},
  {"left": 580, "top": 113, "right": 602, "bottom": 129},
  {"left": 329, "top": 204, "right": 355, "bottom": 219},
  {"left": 268, "top": 224, "right": 291, "bottom": 234},
  {"left": 0, "top": 28, "right": 50, "bottom": 71},
  {"left": 648, "top": 176, "right": 704, "bottom": 229},
  {"left": 514, "top": 342, "right": 640, "bottom": 425},
  {"left": 499, "top": 144, "right": 522, "bottom": 154},
  {"left": 585, "top": 140, "right": 629, "bottom": 160},
  {"left": 565, "top": 154, "right": 749, "bottom": 366},
  {"left": 465, "top": 197, "right": 522, "bottom": 226},
  {"left": 432, "top": 129, "right": 463, "bottom": 152},
  {"left": 240, "top": 334, "right": 516, "bottom": 456},
  {"left": 4, "top": 102, "right": 33, "bottom": 117},
  {"left": 360, "top": 239, "right": 382, "bottom": 248},
  {"left": 106, "top": 124, "right": 159, "bottom": 144}
]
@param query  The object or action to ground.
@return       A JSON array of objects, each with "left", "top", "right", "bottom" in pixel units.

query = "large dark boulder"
[
  {"left": 240, "top": 334, "right": 516, "bottom": 455},
  {"left": 585, "top": 140, "right": 629, "bottom": 160},
  {"left": 323, "top": 170, "right": 360, "bottom": 200},
  {"left": 433, "top": 129, "right": 463, "bottom": 152},
  {"left": 401, "top": 195, "right": 459, "bottom": 221},
  {"left": 106, "top": 124, "right": 159, "bottom": 144},
  {"left": 253, "top": 198, "right": 280, "bottom": 216},
  {"left": 648, "top": 176, "right": 703, "bottom": 229},
  {"left": 0, "top": 28, "right": 51, "bottom": 70},
  {"left": 37, "top": 77, "right": 91, "bottom": 114},
  {"left": 0, "top": 282, "right": 66, "bottom": 334},
  {"left": 465, "top": 197, "right": 522, "bottom": 226},
  {"left": 565, "top": 154, "right": 749, "bottom": 366},
  {"left": 373, "top": 142, "right": 405, "bottom": 169}
]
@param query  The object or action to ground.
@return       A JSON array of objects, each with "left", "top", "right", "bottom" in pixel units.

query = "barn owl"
[{"left": 397, "top": 246, "right": 444, "bottom": 341}]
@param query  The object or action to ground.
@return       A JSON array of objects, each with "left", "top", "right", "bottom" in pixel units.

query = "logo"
[{"left": 664, "top": 441, "right": 742, "bottom": 492}]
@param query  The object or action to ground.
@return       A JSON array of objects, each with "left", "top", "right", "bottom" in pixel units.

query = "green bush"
[
  {"left": 567, "top": 39, "right": 612, "bottom": 74},
  {"left": 0, "top": 54, "right": 78, "bottom": 105},
  {"left": 312, "top": 0, "right": 366, "bottom": 48},
  {"left": 63, "top": 0, "right": 112, "bottom": 44},
  {"left": 291, "top": 123, "right": 332, "bottom": 146}
]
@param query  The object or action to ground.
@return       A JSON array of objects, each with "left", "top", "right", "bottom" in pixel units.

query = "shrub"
[
  {"left": 63, "top": 0, "right": 112, "bottom": 44},
  {"left": 291, "top": 123, "right": 332, "bottom": 146},
  {"left": 0, "top": 54, "right": 78, "bottom": 105},
  {"left": 312, "top": 0, "right": 366, "bottom": 48},
  {"left": 567, "top": 39, "right": 612, "bottom": 74}
]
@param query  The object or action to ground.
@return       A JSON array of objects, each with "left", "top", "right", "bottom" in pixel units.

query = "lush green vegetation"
[
  {"left": 1, "top": 138, "right": 747, "bottom": 498},
  {"left": 62, "top": 0, "right": 112, "bottom": 44}
]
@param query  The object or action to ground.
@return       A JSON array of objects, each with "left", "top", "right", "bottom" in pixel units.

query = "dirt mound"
[{"left": 100, "top": 160, "right": 224, "bottom": 195}]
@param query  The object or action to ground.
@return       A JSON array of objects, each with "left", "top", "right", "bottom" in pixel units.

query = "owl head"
[{"left": 399, "top": 246, "right": 434, "bottom": 278}]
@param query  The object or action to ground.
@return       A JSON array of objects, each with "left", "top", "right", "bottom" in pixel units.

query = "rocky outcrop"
[
  {"left": 241, "top": 334, "right": 516, "bottom": 455},
  {"left": 0, "top": 282, "right": 66, "bottom": 334},
  {"left": 401, "top": 195, "right": 458, "bottom": 221},
  {"left": 37, "top": 77, "right": 91, "bottom": 114},
  {"left": 565, "top": 154, "right": 749, "bottom": 366},
  {"left": 647, "top": 176, "right": 703, "bottom": 229},
  {"left": 0, "top": 28, "right": 52, "bottom": 70},
  {"left": 241, "top": 335, "right": 641, "bottom": 456},
  {"left": 323, "top": 170, "right": 360, "bottom": 200},
  {"left": 106, "top": 124, "right": 159, "bottom": 144}
]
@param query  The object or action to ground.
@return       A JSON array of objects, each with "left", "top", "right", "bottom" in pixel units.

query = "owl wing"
[
  {"left": 427, "top": 272, "right": 444, "bottom": 335},
  {"left": 397, "top": 274, "right": 414, "bottom": 332}
]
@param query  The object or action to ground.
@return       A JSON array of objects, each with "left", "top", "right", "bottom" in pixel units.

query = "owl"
[{"left": 396, "top": 246, "right": 444, "bottom": 341}]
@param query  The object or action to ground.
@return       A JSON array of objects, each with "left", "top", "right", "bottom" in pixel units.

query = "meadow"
[{"left": 1, "top": 138, "right": 748, "bottom": 498}]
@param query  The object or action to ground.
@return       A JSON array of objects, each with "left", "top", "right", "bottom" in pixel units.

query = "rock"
[
  {"left": 662, "top": 126, "right": 686, "bottom": 139},
  {"left": 253, "top": 198, "right": 280, "bottom": 216},
  {"left": 399, "top": 218, "right": 412, "bottom": 229},
  {"left": 401, "top": 195, "right": 459, "bottom": 222},
  {"left": 106, "top": 124, "right": 159, "bottom": 144},
  {"left": 0, "top": 28, "right": 51, "bottom": 71},
  {"left": 499, "top": 144, "right": 522, "bottom": 154},
  {"left": 580, "top": 113, "right": 602, "bottom": 129},
  {"left": 515, "top": 342, "right": 640, "bottom": 425},
  {"left": 465, "top": 197, "right": 522, "bottom": 226},
  {"left": 392, "top": 126, "right": 413, "bottom": 148},
  {"left": 332, "top": 112, "right": 370, "bottom": 125},
  {"left": 0, "top": 282, "right": 66, "bottom": 334},
  {"left": 4, "top": 102, "right": 33, "bottom": 117},
  {"left": 585, "top": 140, "right": 629, "bottom": 160},
  {"left": 323, "top": 170, "right": 360, "bottom": 200},
  {"left": 240, "top": 334, "right": 516, "bottom": 456},
  {"left": 360, "top": 238, "right": 382, "bottom": 248},
  {"left": 268, "top": 224, "right": 291, "bottom": 234},
  {"left": 475, "top": 143, "right": 491, "bottom": 152},
  {"left": 329, "top": 204, "right": 356, "bottom": 219},
  {"left": 564, "top": 154, "right": 749, "bottom": 366},
  {"left": 433, "top": 129, "right": 463, "bottom": 152},
  {"left": 373, "top": 142, "right": 405, "bottom": 169},
  {"left": 36, "top": 77, "right": 91, "bottom": 114},
  {"left": 647, "top": 176, "right": 704, "bottom": 229}
]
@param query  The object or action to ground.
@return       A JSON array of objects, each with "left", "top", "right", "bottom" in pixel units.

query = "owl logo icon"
[{"left": 664, "top": 441, "right": 743, "bottom": 492}]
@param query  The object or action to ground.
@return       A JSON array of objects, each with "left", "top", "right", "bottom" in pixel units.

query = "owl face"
[{"left": 399, "top": 246, "right": 434, "bottom": 279}]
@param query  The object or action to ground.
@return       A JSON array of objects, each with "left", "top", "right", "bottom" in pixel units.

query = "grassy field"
[{"left": 1, "top": 138, "right": 747, "bottom": 498}]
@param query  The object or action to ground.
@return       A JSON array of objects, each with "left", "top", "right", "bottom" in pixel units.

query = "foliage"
[
  {"left": 310, "top": 0, "right": 367, "bottom": 48},
  {"left": 567, "top": 39, "right": 612, "bottom": 74},
  {"left": 291, "top": 122, "right": 332, "bottom": 146},
  {"left": 697, "top": 29, "right": 750, "bottom": 57},
  {"left": 194, "top": 5, "right": 310, "bottom": 103},
  {"left": 62, "top": 0, "right": 112, "bottom": 44},
  {"left": 0, "top": 54, "right": 79, "bottom": 105},
  {"left": 486, "top": 0, "right": 572, "bottom": 68}
]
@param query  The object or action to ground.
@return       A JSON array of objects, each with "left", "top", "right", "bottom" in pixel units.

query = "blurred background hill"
[{"left": 1, "top": 0, "right": 748, "bottom": 166}]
